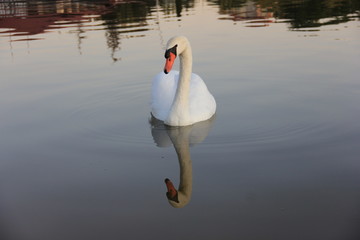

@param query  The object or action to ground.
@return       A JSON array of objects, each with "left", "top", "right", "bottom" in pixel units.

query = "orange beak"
[
  {"left": 165, "top": 178, "right": 178, "bottom": 202},
  {"left": 164, "top": 52, "right": 176, "bottom": 74}
]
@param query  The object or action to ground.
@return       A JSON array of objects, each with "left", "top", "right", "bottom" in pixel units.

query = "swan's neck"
[
  {"left": 174, "top": 142, "right": 192, "bottom": 205},
  {"left": 167, "top": 126, "right": 192, "bottom": 208},
  {"left": 166, "top": 45, "right": 193, "bottom": 126}
]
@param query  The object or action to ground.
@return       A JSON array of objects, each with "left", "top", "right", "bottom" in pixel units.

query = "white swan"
[
  {"left": 150, "top": 116, "right": 215, "bottom": 208},
  {"left": 151, "top": 36, "right": 216, "bottom": 126},
  {"left": 164, "top": 125, "right": 193, "bottom": 208}
]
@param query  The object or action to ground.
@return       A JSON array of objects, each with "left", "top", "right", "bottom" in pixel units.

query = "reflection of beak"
[
  {"left": 164, "top": 52, "right": 176, "bottom": 74},
  {"left": 165, "top": 178, "right": 179, "bottom": 203}
]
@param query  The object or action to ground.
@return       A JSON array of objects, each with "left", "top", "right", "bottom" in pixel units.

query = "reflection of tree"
[
  {"left": 255, "top": 0, "right": 360, "bottom": 28},
  {"left": 2, "top": 0, "right": 359, "bottom": 58},
  {"left": 76, "top": 22, "right": 86, "bottom": 55},
  {"left": 105, "top": 29, "right": 121, "bottom": 62},
  {"left": 175, "top": 0, "right": 183, "bottom": 17},
  {"left": 209, "top": 0, "right": 247, "bottom": 11},
  {"left": 159, "top": 0, "right": 195, "bottom": 17},
  {"left": 100, "top": 2, "right": 155, "bottom": 62}
]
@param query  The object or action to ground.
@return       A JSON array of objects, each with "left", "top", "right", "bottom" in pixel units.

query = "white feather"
[
  {"left": 151, "top": 36, "right": 216, "bottom": 126},
  {"left": 151, "top": 71, "right": 216, "bottom": 125}
]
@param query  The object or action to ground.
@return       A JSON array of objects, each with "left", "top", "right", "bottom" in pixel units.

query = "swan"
[
  {"left": 164, "top": 125, "right": 193, "bottom": 208},
  {"left": 151, "top": 36, "right": 216, "bottom": 126},
  {"left": 150, "top": 116, "right": 215, "bottom": 208}
]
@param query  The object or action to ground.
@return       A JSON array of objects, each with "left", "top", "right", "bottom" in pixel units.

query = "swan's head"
[
  {"left": 165, "top": 178, "right": 179, "bottom": 203},
  {"left": 164, "top": 36, "right": 190, "bottom": 74},
  {"left": 165, "top": 178, "right": 192, "bottom": 208}
]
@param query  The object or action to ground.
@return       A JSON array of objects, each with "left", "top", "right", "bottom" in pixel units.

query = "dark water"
[{"left": 1, "top": 0, "right": 360, "bottom": 239}]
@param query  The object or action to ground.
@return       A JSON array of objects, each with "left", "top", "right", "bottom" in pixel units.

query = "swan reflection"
[{"left": 150, "top": 116, "right": 215, "bottom": 208}]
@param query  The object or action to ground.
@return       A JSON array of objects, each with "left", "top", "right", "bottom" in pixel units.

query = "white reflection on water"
[{"left": 150, "top": 116, "right": 215, "bottom": 207}]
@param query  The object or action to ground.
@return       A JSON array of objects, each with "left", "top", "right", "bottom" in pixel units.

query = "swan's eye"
[{"left": 164, "top": 44, "right": 178, "bottom": 59}]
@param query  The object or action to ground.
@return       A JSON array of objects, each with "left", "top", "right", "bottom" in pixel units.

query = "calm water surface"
[{"left": 1, "top": 0, "right": 360, "bottom": 239}]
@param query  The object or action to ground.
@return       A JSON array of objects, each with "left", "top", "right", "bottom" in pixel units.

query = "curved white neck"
[
  {"left": 165, "top": 44, "right": 193, "bottom": 126},
  {"left": 167, "top": 126, "right": 192, "bottom": 208}
]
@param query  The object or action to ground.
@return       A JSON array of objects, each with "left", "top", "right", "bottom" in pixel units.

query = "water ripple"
[
  {"left": 206, "top": 118, "right": 335, "bottom": 149},
  {"left": 69, "top": 81, "right": 151, "bottom": 145}
]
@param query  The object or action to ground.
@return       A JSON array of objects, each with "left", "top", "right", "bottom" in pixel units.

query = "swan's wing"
[
  {"left": 151, "top": 71, "right": 179, "bottom": 121},
  {"left": 189, "top": 73, "right": 217, "bottom": 122},
  {"left": 151, "top": 71, "right": 216, "bottom": 123}
]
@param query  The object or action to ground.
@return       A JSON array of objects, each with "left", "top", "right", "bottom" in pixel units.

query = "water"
[{"left": 1, "top": 0, "right": 360, "bottom": 239}]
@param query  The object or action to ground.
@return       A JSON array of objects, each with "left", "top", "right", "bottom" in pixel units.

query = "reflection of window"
[{"left": 0, "top": 0, "right": 28, "bottom": 18}]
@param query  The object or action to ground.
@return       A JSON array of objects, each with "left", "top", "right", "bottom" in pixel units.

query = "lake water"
[{"left": 1, "top": 0, "right": 360, "bottom": 239}]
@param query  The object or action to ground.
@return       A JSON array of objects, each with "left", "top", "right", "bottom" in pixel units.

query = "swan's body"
[{"left": 151, "top": 36, "right": 216, "bottom": 126}]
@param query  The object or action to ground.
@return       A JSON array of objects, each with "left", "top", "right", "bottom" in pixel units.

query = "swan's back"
[{"left": 151, "top": 71, "right": 216, "bottom": 124}]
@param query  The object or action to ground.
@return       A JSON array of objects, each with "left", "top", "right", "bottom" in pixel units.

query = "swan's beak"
[
  {"left": 164, "top": 52, "right": 176, "bottom": 74},
  {"left": 165, "top": 178, "right": 179, "bottom": 203}
]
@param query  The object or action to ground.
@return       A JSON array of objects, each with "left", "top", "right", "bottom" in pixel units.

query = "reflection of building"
[
  {"left": 0, "top": 0, "right": 98, "bottom": 18},
  {"left": 0, "top": 0, "right": 155, "bottom": 61},
  {"left": 234, "top": 1, "right": 273, "bottom": 20},
  {"left": 0, "top": 0, "right": 106, "bottom": 36},
  {"left": 0, "top": 0, "right": 28, "bottom": 17},
  {"left": 216, "top": 0, "right": 274, "bottom": 26},
  {"left": 1, "top": 0, "right": 358, "bottom": 51},
  {"left": 0, "top": 0, "right": 155, "bottom": 37}
]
